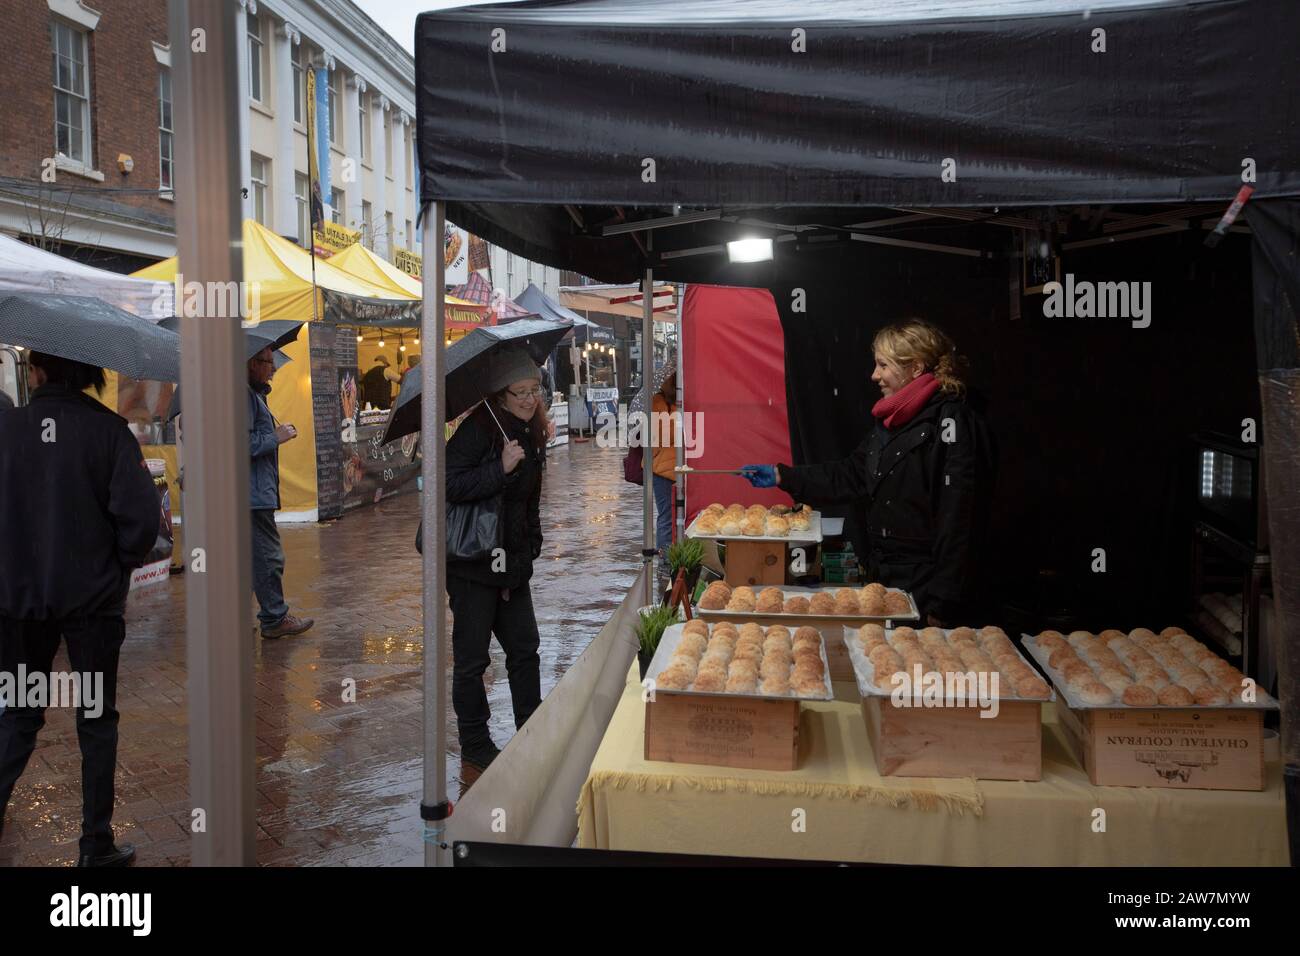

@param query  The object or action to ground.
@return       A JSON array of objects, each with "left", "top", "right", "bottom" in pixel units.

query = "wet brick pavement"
[{"left": 0, "top": 438, "right": 646, "bottom": 866}]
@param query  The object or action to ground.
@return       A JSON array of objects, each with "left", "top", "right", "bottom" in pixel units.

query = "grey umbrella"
[
  {"left": 0, "top": 293, "right": 180, "bottom": 381},
  {"left": 383, "top": 317, "right": 573, "bottom": 444}
]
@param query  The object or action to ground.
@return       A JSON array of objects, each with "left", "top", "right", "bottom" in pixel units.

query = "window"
[
  {"left": 250, "top": 154, "right": 269, "bottom": 225},
  {"left": 330, "top": 187, "right": 343, "bottom": 225},
  {"left": 158, "top": 70, "right": 173, "bottom": 193},
  {"left": 328, "top": 69, "right": 341, "bottom": 146},
  {"left": 361, "top": 200, "right": 372, "bottom": 248},
  {"left": 405, "top": 219, "right": 412, "bottom": 252},
  {"left": 291, "top": 42, "right": 304, "bottom": 124},
  {"left": 404, "top": 125, "right": 413, "bottom": 184},
  {"left": 385, "top": 212, "right": 394, "bottom": 252},
  {"left": 383, "top": 112, "right": 392, "bottom": 176},
  {"left": 295, "top": 173, "right": 309, "bottom": 246},
  {"left": 358, "top": 89, "right": 368, "bottom": 162},
  {"left": 247, "top": 11, "right": 264, "bottom": 103},
  {"left": 51, "top": 21, "right": 91, "bottom": 165}
]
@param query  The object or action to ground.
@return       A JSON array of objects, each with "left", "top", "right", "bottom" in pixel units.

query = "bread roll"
[
  {"left": 1193, "top": 685, "right": 1228, "bottom": 706},
  {"left": 809, "top": 592, "right": 836, "bottom": 615},
  {"left": 783, "top": 596, "right": 811, "bottom": 614},
  {"left": 656, "top": 667, "right": 690, "bottom": 690},
  {"left": 833, "top": 592, "right": 861, "bottom": 616},
  {"left": 764, "top": 515, "right": 790, "bottom": 537},
  {"left": 1015, "top": 675, "right": 1051, "bottom": 700},
  {"left": 725, "top": 675, "right": 759, "bottom": 695},
  {"left": 693, "top": 670, "right": 726, "bottom": 693},
  {"left": 695, "top": 513, "right": 720, "bottom": 534},
  {"left": 725, "top": 594, "right": 756, "bottom": 612},
  {"left": 1074, "top": 680, "right": 1114, "bottom": 705},
  {"left": 760, "top": 675, "right": 791, "bottom": 696},
  {"left": 1121, "top": 684, "right": 1159, "bottom": 707},
  {"left": 755, "top": 589, "right": 784, "bottom": 613},
  {"left": 1157, "top": 684, "right": 1194, "bottom": 707},
  {"left": 883, "top": 591, "right": 912, "bottom": 615}
]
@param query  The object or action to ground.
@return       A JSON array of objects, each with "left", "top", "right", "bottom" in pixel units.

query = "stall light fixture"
[
  {"left": 414, "top": 335, "right": 420, "bottom": 345},
  {"left": 355, "top": 333, "right": 363, "bottom": 343},
  {"left": 444, "top": 337, "right": 452, "bottom": 346},
  {"left": 399, "top": 334, "right": 406, "bottom": 353},
  {"left": 727, "top": 237, "right": 774, "bottom": 263}
]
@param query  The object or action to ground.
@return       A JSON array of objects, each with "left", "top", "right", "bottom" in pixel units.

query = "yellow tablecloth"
[{"left": 577, "top": 665, "right": 1288, "bottom": 865}]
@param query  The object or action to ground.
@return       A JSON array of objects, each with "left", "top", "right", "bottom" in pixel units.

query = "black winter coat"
[
  {"left": 445, "top": 406, "right": 543, "bottom": 589},
  {"left": 778, "top": 394, "right": 994, "bottom": 622},
  {"left": 0, "top": 384, "right": 160, "bottom": 620}
]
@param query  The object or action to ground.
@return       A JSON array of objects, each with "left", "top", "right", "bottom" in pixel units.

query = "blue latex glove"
[{"left": 741, "top": 464, "right": 777, "bottom": 488}]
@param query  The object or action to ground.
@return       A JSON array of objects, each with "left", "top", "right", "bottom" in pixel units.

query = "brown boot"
[{"left": 261, "top": 613, "right": 315, "bottom": 639}]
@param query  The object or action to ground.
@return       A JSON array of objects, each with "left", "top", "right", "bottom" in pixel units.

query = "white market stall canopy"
[{"left": 0, "top": 233, "right": 172, "bottom": 320}]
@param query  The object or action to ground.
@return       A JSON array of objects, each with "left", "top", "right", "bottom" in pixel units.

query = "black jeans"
[
  {"left": 0, "top": 614, "right": 125, "bottom": 856},
  {"left": 446, "top": 576, "right": 542, "bottom": 750}
]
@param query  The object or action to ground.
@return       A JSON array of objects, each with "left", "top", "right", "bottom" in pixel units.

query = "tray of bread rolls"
[
  {"left": 646, "top": 620, "right": 834, "bottom": 701},
  {"left": 1022, "top": 628, "right": 1279, "bottom": 710},
  {"left": 845, "top": 624, "right": 1054, "bottom": 702},
  {"left": 696, "top": 581, "right": 920, "bottom": 623},
  {"left": 686, "top": 502, "right": 823, "bottom": 543}
]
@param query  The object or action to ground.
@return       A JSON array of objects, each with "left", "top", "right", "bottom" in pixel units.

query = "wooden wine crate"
[
  {"left": 721, "top": 540, "right": 787, "bottom": 587},
  {"left": 644, "top": 691, "right": 801, "bottom": 771},
  {"left": 1055, "top": 703, "right": 1264, "bottom": 791},
  {"left": 861, "top": 696, "right": 1043, "bottom": 781}
]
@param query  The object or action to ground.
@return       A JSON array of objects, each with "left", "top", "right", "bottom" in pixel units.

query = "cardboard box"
[
  {"left": 862, "top": 696, "right": 1043, "bottom": 781},
  {"left": 644, "top": 692, "right": 801, "bottom": 771},
  {"left": 1056, "top": 703, "right": 1264, "bottom": 790}
]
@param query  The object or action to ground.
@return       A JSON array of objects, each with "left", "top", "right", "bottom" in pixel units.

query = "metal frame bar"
[
  {"left": 421, "top": 203, "right": 449, "bottom": 866},
  {"left": 172, "top": 0, "right": 255, "bottom": 866},
  {"left": 642, "top": 266, "right": 655, "bottom": 605},
  {"left": 1062, "top": 223, "right": 1187, "bottom": 250},
  {"left": 602, "top": 208, "right": 721, "bottom": 236}
]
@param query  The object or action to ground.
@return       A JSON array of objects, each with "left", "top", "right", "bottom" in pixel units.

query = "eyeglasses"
[{"left": 507, "top": 386, "right": 544, "bottom": 401}]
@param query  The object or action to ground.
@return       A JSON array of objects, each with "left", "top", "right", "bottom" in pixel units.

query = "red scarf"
[{"left": 872, "top": 372, "right": 940, "bottom": 430}]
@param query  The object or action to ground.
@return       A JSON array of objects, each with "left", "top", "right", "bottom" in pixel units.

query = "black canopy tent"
[{"left": 414, "top": 0, "right": 1300, "bottom": 863}]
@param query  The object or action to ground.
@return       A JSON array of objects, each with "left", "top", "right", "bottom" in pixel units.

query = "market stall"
[
  {"left": 133, "top": 219, "right": 489, "bottom": 519},
  {"left": 413, "top": 0, "right": 1300, "bottom": 865}
]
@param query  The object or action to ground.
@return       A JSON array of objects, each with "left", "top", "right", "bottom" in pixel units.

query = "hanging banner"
[
  {"left": 313, "top": 220, "right": 361, "bottom": 259},
  {"left": 314, "top": 67, "right": 331, "bottom": 219},
  {"left": 394, "top": 248, "right": 422, "bottom": 279},
  {"left": 321, "top": 288, "right": 422, "bottom": 327},
  {"left": 305, "top": 69, "right": 324, "bottom": 232},
  {"left": 444, "top": 222, "right": 469, "bottom": 285}
]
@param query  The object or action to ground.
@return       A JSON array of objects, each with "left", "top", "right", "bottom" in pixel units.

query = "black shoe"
[
  {"left": 77, "top": 843, "right": 136, "bottom": 867},
  {"left": 461, "top": 742, "right": 501, "bottom": 772}
]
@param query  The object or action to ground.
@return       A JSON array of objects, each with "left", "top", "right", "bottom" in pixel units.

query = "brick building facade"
[{"left": 0, "top": 0, "right": 175, "bottom": 271}]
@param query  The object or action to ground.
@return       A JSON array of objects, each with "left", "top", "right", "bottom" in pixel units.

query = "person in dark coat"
[
  {"left": 445, "top": 348, "right": 547, "bottom": 771},
  {"left": 0, "top": 352, "right": 160, "bottom": 867},
  {"left": 247, "top": 347, "right": 313, "bottom": 639},
  {"left": 743, "top": 320, "right": 994, "bottom": 625}
]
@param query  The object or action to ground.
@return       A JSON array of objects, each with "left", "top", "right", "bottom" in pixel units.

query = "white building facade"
[{"left": 236, "top": 0, "right": 418, "bottom": 258}]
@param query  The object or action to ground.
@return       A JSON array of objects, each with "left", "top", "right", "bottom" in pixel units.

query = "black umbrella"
[
  {"left": 164, "top": 349, "right": 291, "bottom": 421},
  {"left": 383, "top": 317, "right": 573, "bottom": 444},
  {"left": 0, "top": 293, "right": 180, "bottom": 381},
  {"left": 159, "top": 317, "right": 304, "bottom": 359},
  {"left": 159, "top": 318, "right": 302, "bottom": 421}
]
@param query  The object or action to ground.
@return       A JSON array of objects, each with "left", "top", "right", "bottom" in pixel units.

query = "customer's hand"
[
  {"left": 740, "top": 464, "right": 778, "bottom": 488},
  {"left": 545, "top": 417, "right": 556, "bottom": 441},
  {"left": 275, "top": 423, "right": 298, "bottom": 444},
  {"left": 502, "top": 439, "right": 525, "bottom": 474}
]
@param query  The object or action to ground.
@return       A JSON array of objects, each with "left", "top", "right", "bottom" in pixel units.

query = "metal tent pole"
[
  {"left": 171, "top": 0, "right": 255, "bottom": 866},
  {"left": 642, "top": 267, "right": 655, "bottom": 606},
  {"left": 674, "top": 285, "right": 686, "bottom": 543},
  {"left": 420, "top": 203, "right": 450, "bottom": 866}
]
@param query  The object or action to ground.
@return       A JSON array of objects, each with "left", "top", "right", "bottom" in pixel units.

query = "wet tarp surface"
[{"left": 416, "top": 0, "right": 1300, "bottom": 281}]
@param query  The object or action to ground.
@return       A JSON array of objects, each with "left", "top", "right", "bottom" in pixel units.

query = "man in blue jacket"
[
  {"left": 248, "top": 347, "right": 313, "bottom": 639},
  {"left": 0, "top": 352, "right": 160, "bottom": 866}
]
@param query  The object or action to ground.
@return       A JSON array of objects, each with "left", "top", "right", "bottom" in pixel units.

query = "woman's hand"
[
  {"left": 740, "top": 464, "right": 778, "bottom": 488},
  {"left": 502, "top": 439, "right": 525, "bottom": 474}
]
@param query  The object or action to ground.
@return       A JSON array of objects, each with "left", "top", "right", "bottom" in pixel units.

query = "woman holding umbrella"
[
  {"left": 742, "top": 320, "right": 994, "bottom": 626},
  {"left": 444, "top": 347, "right": 548, "bottom": 771}
]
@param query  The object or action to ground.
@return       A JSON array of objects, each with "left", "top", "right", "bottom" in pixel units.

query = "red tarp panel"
[{"left": 682, "top": 284, "right": 791, "bottom": 526}]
